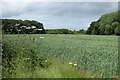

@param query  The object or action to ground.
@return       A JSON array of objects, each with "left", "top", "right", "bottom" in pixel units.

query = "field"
[{"left": 2, "top": 34, "right": 118, "bottom": 78}]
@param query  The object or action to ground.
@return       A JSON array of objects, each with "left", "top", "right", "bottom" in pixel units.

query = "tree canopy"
[
  {"left": 87, "top": 11, "right": 120, "bottom": 35},
  {"left": 2, "top": 19, "right": 45, "bottom": 34}
]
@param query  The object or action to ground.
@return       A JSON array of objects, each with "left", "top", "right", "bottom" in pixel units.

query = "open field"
[{"left": 2, "top": 34, "right": 118, "bottom": 78}]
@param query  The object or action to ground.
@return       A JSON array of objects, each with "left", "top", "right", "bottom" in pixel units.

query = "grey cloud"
[
  {"left": 119, "top": 2, "right": 120, "bottom": 11},
  {"left": 52, "top": 2, "right": 117, "bottom": 18},
  {"left": 2, "top": 2, "right": 118, "bottom": 30},
  {"left": 2, "top": 2, "right": 32, "bottom": 18},
  {"left": 2, "top": 2, "right": 117, "bottom": 18},
  {"left": 28, "top": 2, "right": 117, "bottom": 21}
]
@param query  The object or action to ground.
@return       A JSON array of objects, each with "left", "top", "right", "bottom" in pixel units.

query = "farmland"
[{"left": 2, "top": 34, "right": 118, "bottom": 78}]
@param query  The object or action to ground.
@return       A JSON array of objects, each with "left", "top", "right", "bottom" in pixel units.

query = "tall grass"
[
  {"left": 2, "top": 34, "right": 118, "bottom": 78},
  {"left": 2, "top": 34, "right": 52, "bottom": 78},
  {"left": 2, "top": 34, "right": 97, "bottom": 78}
]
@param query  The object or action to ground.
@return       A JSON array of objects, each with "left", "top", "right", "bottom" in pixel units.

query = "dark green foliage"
[
  {"left": 87, "top": 11, "right": 120, "bottom": 35},
  {"left": 105, "top": 24, "right": 113, "bottom": 35},
  {"left": 45, "top": 29, "right": 86, "bottom": 34},
  {"left": 77, "top": 29, "right": 85, "bottom": 34},
  {"left": 87, "top": 21, "right": 100, "bottom": 35},
  {"left": 115, "top": 25, "right": 120, "bottom": 35},
  {"left": 2, "top": 19, "right": 45, "bottom": 34},
  {"left": 45, "top": 29, "right": 71, "bottom": 34},
  {"left": 2, "top": 37, "right": 51, "bottom": 78}
]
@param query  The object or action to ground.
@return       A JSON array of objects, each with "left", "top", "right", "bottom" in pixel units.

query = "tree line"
[
  {"left": 1, "top": 11, "right": 120, "bottom": 35},
  {"left": 87, "top": 11, "right": 120, "bottom": 35},
  {"left": 45, "top": 29, "right": 86, "bottom": 34},
  {"left": 1, "top": 19, "right": 86, "bottom": 34}
]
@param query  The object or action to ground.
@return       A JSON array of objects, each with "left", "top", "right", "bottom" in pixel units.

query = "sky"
[{"left": 1, "top": 0, "right": 119, "bottom": 30}]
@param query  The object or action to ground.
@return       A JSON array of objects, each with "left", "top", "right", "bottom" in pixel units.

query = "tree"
[
  {"left": 68, "top": 30, "right": 74, "bottom": 34},
  {"left": 78, "top": 29, "right": 85, "bottom": 34},
  {"left": 91, "top": 29, "right": 95, "bottom": 35},
  {"left": 13, "top": 26, "right": 18, "bottom": 34},
  {"left": 115, "top": 25, "right": 120, "bottom": 35},
  {"left": 105, "top": 24, "right": 113, "bottom": 35},
  {"left": 112, "top": 21, "right": 119, "bottom": 28},
  {"left": 111, "top": 21, "right": 119, "bottom": 34},
  {"left": 2, "top": 19, "right": 45, "bottom": 34},
  {"left": 87, "top": 11, "right": 120, "bottom": 35}
]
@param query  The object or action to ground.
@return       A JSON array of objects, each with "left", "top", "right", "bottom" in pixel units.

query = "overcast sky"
[{"left": 1, "top": 1, "right": 118, "bottom": 30}]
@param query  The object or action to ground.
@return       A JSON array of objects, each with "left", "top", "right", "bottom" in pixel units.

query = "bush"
[{"left": 2, "top": 37, "right": 51, "bottom": 78}]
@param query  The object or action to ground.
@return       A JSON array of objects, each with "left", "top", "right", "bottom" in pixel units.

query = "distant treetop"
[{"left": 2, "top": 19, "right": 45, "bottom": 34}]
